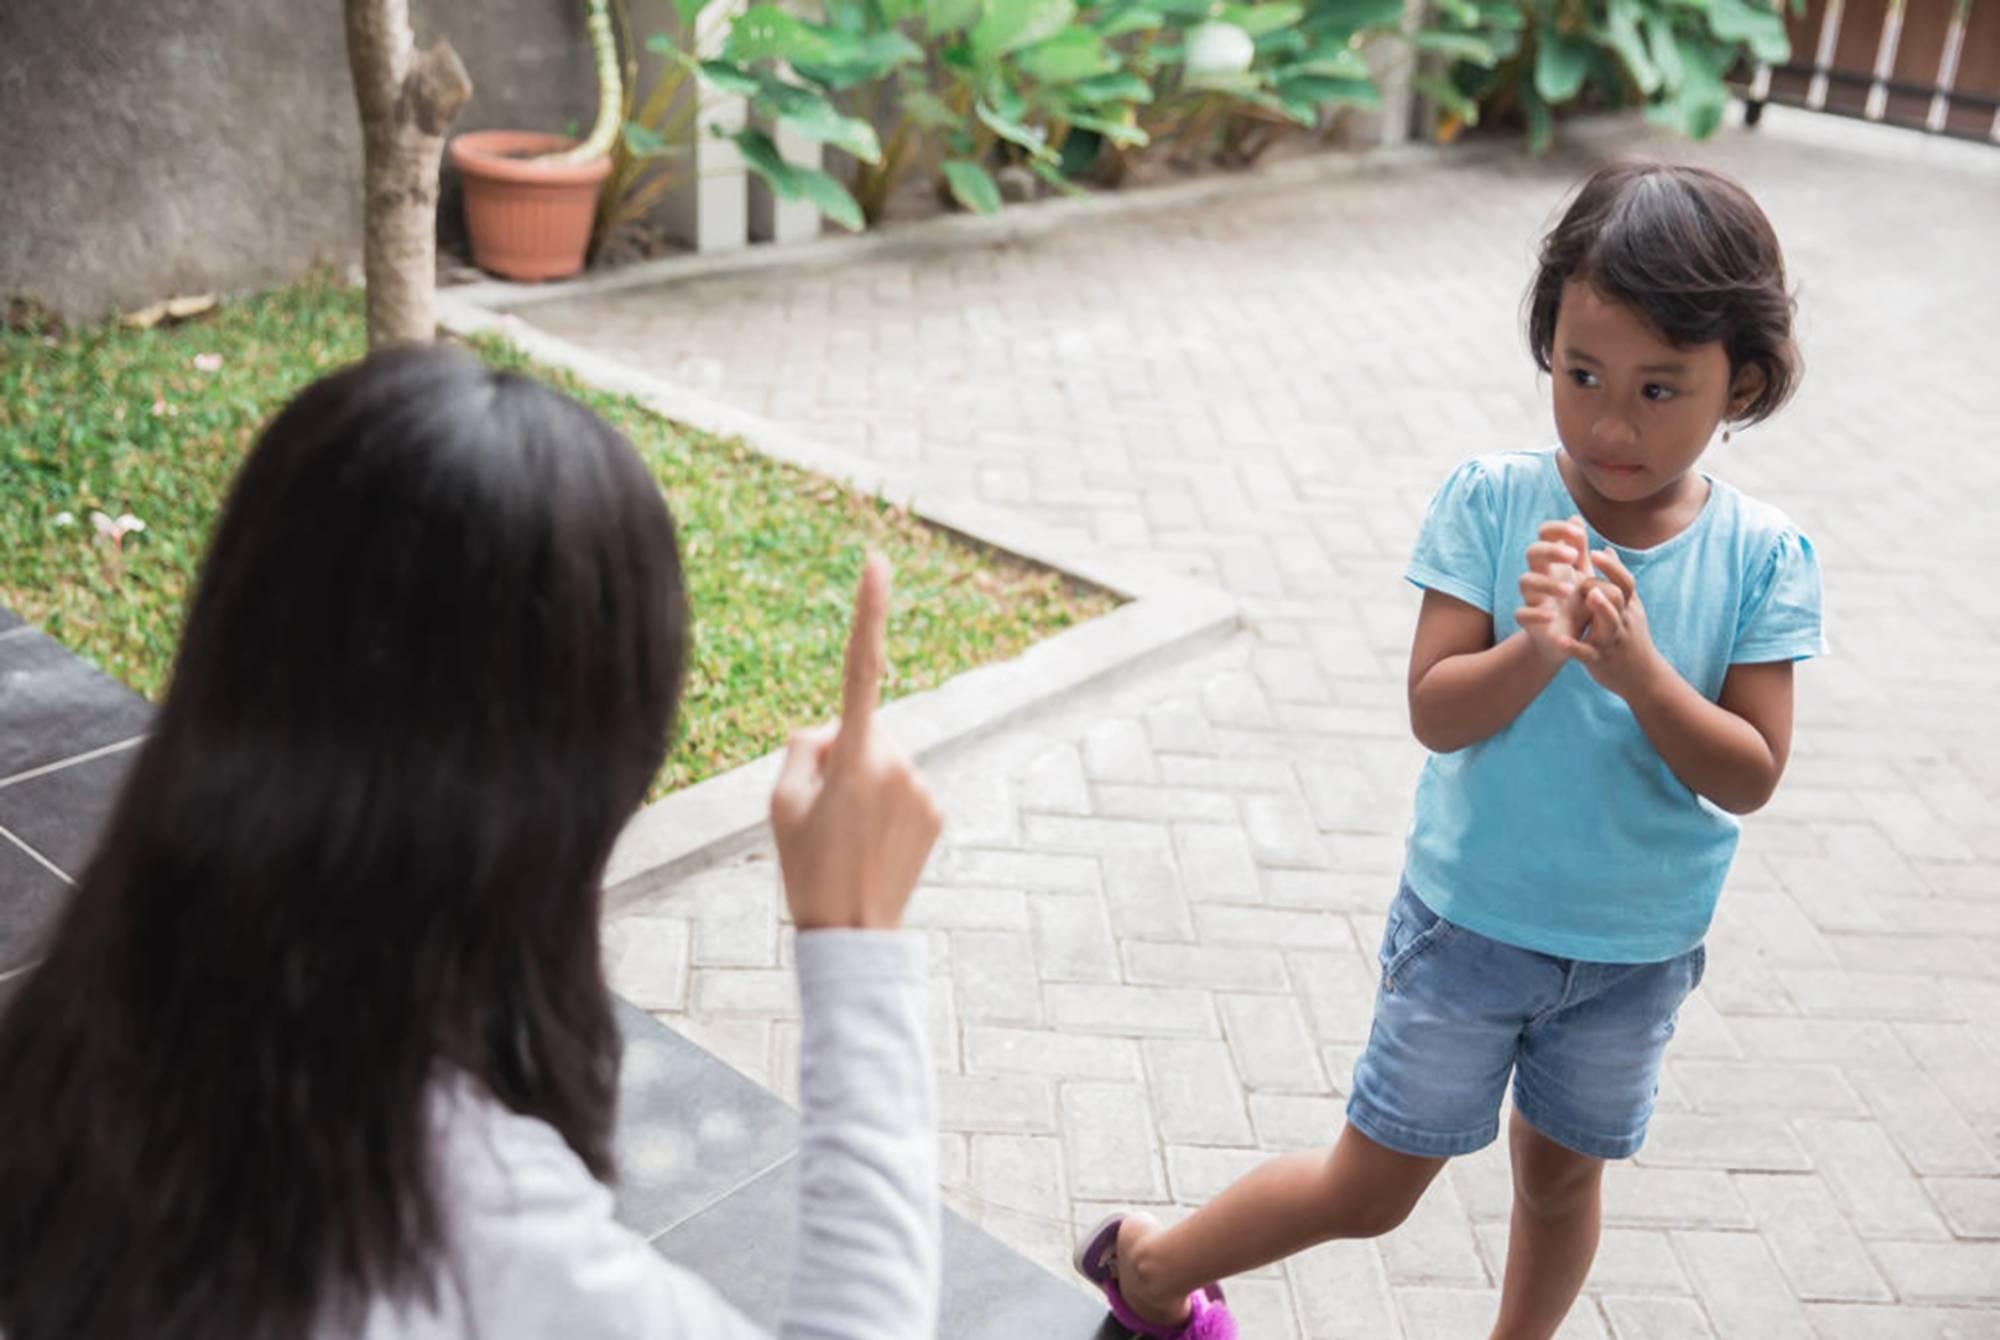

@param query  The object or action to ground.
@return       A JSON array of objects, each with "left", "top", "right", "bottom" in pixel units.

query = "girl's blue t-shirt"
[{"left": 1404, "top": 448, "right": 1827, "bottom": 964}]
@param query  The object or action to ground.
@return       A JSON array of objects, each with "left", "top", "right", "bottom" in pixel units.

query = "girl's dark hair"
[
  {"left": 1528, "top": 161, "right": 1800, "bottom": 425},
  {"left": 0, "top": 345, "right": 688, "bottom": 1340}
]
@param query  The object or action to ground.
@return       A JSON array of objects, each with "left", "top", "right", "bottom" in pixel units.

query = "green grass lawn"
[{"left": 0, "top": 275, "right": 1117, "bottom": 798}]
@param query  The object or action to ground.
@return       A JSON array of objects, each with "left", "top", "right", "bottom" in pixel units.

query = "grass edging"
[{"left": 436, "top": 294, "right": 1241, "bottom": 912}]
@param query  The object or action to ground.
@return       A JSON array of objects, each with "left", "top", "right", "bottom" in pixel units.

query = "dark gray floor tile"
[
  {"left": 0, "top": 745, "right": 138, "bottom": 881},
  {"left": 647, "top": 1156, "right": 798, "bottom": 1325},
  {"left": 0, "top": 631, "right": 151, "bottom": 782},
  {"left": 611, "top": 997, "right": 800, "bottom": 1239},
  {"left": 939, "top": 1211, "right": 1121, "bottom": 1339},
  {"left": 0, "top": 834, "right": 69, "bottom": 975},
  {"left": 652, "top": 1157, "right": 1117, "bottom": 1338}
]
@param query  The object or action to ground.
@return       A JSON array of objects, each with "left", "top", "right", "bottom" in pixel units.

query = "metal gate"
[{"left": 1746, "top": 0, "right": 2000, "bottom": 141}]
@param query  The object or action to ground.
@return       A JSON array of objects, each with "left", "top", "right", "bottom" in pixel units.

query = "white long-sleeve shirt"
[{"left": 342, "top": 931, "right": 938, "bottom": 1339}]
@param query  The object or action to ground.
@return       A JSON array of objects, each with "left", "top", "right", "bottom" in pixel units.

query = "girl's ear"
[{"left": 1726, "top": 363, "right": 1767, "bottom": 421}]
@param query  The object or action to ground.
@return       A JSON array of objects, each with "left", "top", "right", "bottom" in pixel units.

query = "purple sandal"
[{"left": 1072, "top": 1213, "right": 1238, "bottom": 1340}]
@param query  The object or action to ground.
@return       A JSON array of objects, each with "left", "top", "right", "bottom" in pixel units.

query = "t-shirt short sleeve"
[
  {"left": 1732, "top": 529, "right": 1828, "bottom": 664},
  {"left": 1406, "top": 458, "right": 1501, "bottom": 613}
]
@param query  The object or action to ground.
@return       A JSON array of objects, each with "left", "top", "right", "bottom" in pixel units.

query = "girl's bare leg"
[
  {"left": 1488, "top": 1111, "right": 1605, "bottom": 1340},
  {"left": 1117, "top": 1125, "right": 1447, "bottom": 1327}
]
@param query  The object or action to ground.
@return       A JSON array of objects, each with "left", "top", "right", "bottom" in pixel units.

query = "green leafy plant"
[
  {"left": 1425, "top": 0, "right": 1790, "bottom": 152},
  {"left": 699, "top": 2, "right": 928, "bottom": 227},
  {"left": 604, "top": 0, "right": 1495, "bottom": 236},
  {"left": 1064, "top": 0, "right": 1496, "bottom": 180},
  {"left": 592, "top": 0, "right": 897, "bottom": 246},
  {"left": 688, "top": 0, "right": 1163, "bottom": 223}
]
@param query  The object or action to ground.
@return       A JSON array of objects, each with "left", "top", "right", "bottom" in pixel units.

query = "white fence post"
[
  {"left": 663, "top": 0, "right": 749, "bottom": 254},
  {"left": 1371, "top": 0, "right": 1429, "bottom": 146},
  {"left": 748, "top": 117, "right": 822, "bottom": 245}
]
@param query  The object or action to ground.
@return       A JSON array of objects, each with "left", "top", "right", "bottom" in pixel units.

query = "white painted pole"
[
  {"left": 663, "top": 0, "right": 749, "bottom": 254},
  {"left": 749, "top": 115, "right": 823, "bottom": 245}
]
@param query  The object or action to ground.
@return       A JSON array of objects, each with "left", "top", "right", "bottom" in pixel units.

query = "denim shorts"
[{"left": 1346, "top": 882, "right": 1706, "bottom": 1161}]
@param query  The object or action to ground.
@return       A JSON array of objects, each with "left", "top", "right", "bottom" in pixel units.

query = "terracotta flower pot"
[{"left": 450, "top": 131, "right": 611, "bottom": 282}]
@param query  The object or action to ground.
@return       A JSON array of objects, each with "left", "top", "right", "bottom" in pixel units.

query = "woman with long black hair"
[{"left": 0, "top": 345, "right": 943, "bottom": 1340}]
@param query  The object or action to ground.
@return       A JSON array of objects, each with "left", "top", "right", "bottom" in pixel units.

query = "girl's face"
[{"left": 1551, "top": 281, "right": 1753, "bottom": 508}]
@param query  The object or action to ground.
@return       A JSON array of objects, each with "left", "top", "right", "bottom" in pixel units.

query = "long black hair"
[{"left": 0, "top": 344, "right": 688, "bottom": 1339}]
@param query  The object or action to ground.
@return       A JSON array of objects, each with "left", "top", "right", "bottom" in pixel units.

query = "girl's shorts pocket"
[{"left": 1379, "top": 883, "right": 1457, "bottom": 994}]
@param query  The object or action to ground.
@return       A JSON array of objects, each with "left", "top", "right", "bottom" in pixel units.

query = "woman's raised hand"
[{"left": 770, "top": 556, "right": 944, "bottom": 931}]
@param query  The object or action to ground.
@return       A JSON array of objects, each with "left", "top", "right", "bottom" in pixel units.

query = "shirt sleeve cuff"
[
  {"left": 1404, "top": 564, "right": 1494, "bottom": 614},
  {"left": 795, "top": 928, "right": 929, "bottom": 988},
  {"left": 1730, "top": 633, "right": 1830, "bottom": 664}
]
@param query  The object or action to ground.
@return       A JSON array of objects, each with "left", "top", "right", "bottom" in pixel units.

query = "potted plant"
[{"left": 450, "top": 0, "right": 623, "bottom": 280}]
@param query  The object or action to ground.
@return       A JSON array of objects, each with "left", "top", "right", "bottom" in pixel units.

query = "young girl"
[
  {"left": 0, "top": 346, "right": 944, "bottom": 1340},
  {"left": 1074, "top": 161, "right": 1825, "bottom": 1340}
]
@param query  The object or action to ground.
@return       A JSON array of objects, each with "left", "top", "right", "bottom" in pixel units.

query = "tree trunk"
[{"left": 344, "top": 0, "right": 472, "bottom": 348}]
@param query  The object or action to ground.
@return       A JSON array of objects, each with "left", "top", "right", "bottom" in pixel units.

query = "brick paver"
[{"left": 546, "top": 109, "right": 2000, "bottom": 1336}]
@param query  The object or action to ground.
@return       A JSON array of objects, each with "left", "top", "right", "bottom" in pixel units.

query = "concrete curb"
[
  {"left": 445, "top": 139, "right": 1485, "bottom": 312},
  {"left": 436, "top": 293, "right": 1241, "bottom": 914}
]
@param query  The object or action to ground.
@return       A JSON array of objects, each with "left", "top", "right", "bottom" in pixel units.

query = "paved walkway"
[{"left": 549, "top": 108, "right": 2000, "bottom": 1338}]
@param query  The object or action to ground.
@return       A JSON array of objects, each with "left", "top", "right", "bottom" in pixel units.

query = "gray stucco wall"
[{"left": 0, "top": 0, "right": 624, "bottom": 323}]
